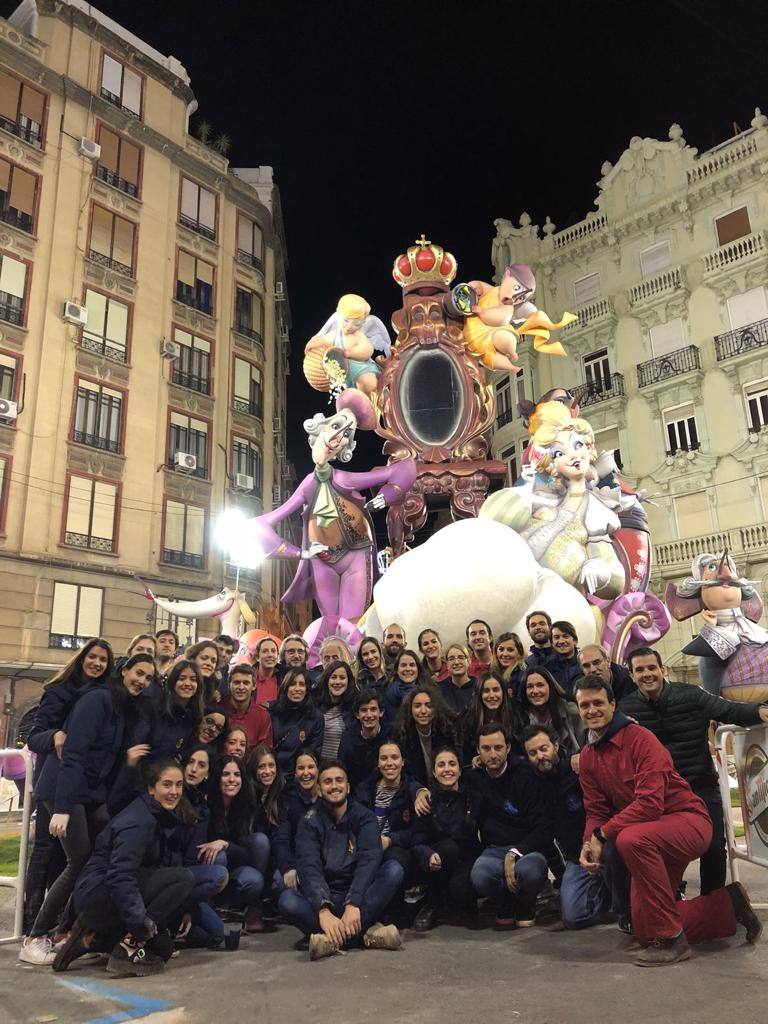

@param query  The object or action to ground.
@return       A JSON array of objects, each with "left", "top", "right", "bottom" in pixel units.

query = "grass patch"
[
  {"left": 0, "top": 835, "right": 20, "bottom": 876},
  {"left": 730, "top": 788, "right": 742, "bottom": 807}
]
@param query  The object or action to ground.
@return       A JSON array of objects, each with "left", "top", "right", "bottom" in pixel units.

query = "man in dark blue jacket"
[
  {"left": 467, "top": 724, "right": 553, "bottom": 927},
  {"left": 278, "top": 760, "right": 403, "bottom": 959},
  {"left": 339, "top": 689, "right": 391, "bottom": 792},
  {"left": 525, "top": 611, "right": 557, "bottom": 670}
]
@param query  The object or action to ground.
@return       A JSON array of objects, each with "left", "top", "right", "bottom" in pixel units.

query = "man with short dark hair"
[
  {"left": 578, "top": 643, "right": 635, "bottom": 702},
  {"left": 338, "top": 689, "right": 392, "bottom": 792},
  {"left": 525, "top": 611, "right": 556, "bottom": 670},
  {"left": 575, "top": 677, "right": 762, "bottom": 966},
  {"left": 213, "top": 633, "right": 236, "bottom": 698},
  {"left": 621, "top": 645, "right": 768, "bottom": 893},
  {"left": 467, "top": 724, "right": 553, "bottom": 927},
  {"left": 382, "top": 623, "right": 406, "bottom": 673},
  {"left": 466, "top": 620, "right": 493, "bottom": 678},
  {"left": 278, "top": 761, "right": 403, "bottom": 959},
  {"left": 154, "top": 630, "right": 178, "bottom": 682},
  {"left": 220, "top": 664, "right": 272, "bottom": 749}
]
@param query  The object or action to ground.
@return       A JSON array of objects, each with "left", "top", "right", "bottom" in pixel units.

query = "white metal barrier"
[
  {"left": 715, "top": 723, "right": 768, "bottom": 909},
  {"left": 0, "top": 747, "right": 33, "bottom": 944}
]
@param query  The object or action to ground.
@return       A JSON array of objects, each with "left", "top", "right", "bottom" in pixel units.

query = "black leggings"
[
  {"left": 24, "top": 803, "right": 67, "bottom": 932},
  {"left": 423, "top": 839, "right": 476, "bottom": 912},
  {"left": 76, "top": 867, "right": 194, "bottom": 940},
  {"left": 30, "top": 803, "right": 109, "bottom": 938}
]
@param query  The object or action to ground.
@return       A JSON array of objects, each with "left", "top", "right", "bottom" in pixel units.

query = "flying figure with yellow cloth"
[{"left": 453, "top": 264, "right": 576, "bottom": 373}]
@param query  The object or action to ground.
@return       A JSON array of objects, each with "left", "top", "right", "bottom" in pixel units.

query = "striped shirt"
[
  {"left": 322, "top": 706, "right": 346, "bottom": 759},
  {"left": 374, "top": 783, "right": 397, "bottom": 836}
]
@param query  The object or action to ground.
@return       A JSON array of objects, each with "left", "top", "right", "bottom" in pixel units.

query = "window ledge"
[
  {"left": 67, "top": 438, "right": 126, "bottom": 462},
  {"left": 58, "top": 542, "right": 120, "bottom": 559},
  {"left": 0, "top": 123, "right": 44, "bottom": 156}
]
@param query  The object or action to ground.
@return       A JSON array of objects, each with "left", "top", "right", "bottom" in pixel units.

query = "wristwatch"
[{"left": 592, "top": 827, "right": 607, "bottom": 844}]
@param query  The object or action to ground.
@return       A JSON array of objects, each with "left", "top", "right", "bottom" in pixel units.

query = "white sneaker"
[{"left": 19, "top": 936, "right": 56, "bottom": 966}]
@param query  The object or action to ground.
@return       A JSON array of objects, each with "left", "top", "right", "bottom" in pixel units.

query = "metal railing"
[
  {"left": 0, "top": 203, "right": 33, "bottom": 233},
  {"left": 236, "top": 249, "right": 264, "bottom": 273},
  {"left": 99, "top": 87, "right": 140, "bottom": 119},
  {"left": 95, "top": 164, "right": 138, "bottom": 198},
  {"left": 80, "top": 333, "right": 127, "bottom": 364},
  {"left": 171, "top": 367, "right": 211, "bottom": 395},
  {"left": 637, "top": 344, "right": 700, "bottom": 388},
  {"left": 233, "top": 322, "right": 262, "bottom": 344},
  {"left": 64, "top": 531, "right": 114, "bottom": 552},
  {"left": 715, "top": 317, "right": 768, "bottom": 361},
  {"left": 162, "top": 548, "right": 204, "bottom": 569},
  {"left": 571, "top": 372, "right": 625, "bottom": 408},
  {"left": 233, "top": 398, "right": 263, "bottom": 419},
  {"left": 496, "top": 406, "right": 515, "bottom": 428},
  {"left": 0, "top": 747, "right": 33, "bottom": 943},
  {"left": 175, "top": 286, "right": 213, "bottom": 317},
  {"left": 88, "top": 249, "right": 133, "bottom": 278},
  {"left": 71, "top": 429, "right": 120, "bottom": 453},
  {"left": 179, "top": 213, "right": 215, "bottom": 241},
  {"left": 0, "top": 114, "right": 42, "bottom": 147}
]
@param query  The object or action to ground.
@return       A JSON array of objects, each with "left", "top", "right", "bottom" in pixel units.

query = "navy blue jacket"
[
  {"left": 384, "top": 678, "right": 415, "bottom": 714},
  {"left": 398, "top": 728, "right": 458, "bottom": 787},
  {"left": 411, "top": 780, "right": 481, "bottom": 868},
  {"left": 75, "top": 793, "right": 188, "bottom": 934},
  {"left": 295, "top": 799, "right": 382, "bottom": 912},
  {"left": 269, "top": 701, "right": 324, "bottom": 775},
  {"left": 272, "top": 783, "right": 318, "bottom": 874},
  {"left": 548, "top": 655, "right": 582, "bottom": 698},
  {"left": 337, "top": 721, "right": 392, "bottom": 793},
  {"left": 465, "top": 757, "right": 553, "bottom": 854},
  {"left": 526, "top": 647, "right": 558, "bottom": 671},
  {"left": 133, "top": 694, "right": 199, "bottom": 761},
  {"left": 27, "top": 672, "right": 93, "bottom": 781},
  {"left": 438, "top": 678, "right": 476, "bottom": 716},
  {"left": 355, "top": 771, "right": 419, "bottom": 848},
  {"left": 533, "top": 757, "right": 585, "bottom": 862},
  {"left": 356, "top": 669, "right": 389, "bottom": 697},
  {"left": 35, "top": 685, "right": 128, "bottom": 814}
]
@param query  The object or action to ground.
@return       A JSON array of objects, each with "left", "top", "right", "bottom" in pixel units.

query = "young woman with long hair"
[
  {"left": 221, "top": 725, "right": 249, "bottom": 761},
  {"left": 140, "top": 659, "right": 204, "bottom": 760},
  {"left": 394, "top": 684, "right": 461, "bottom": 787},
  {"left": 418, "top": 629, "right": 450, "bottom": 683},
  {"left": 268, "top": 669, "right": 324, "bottom": 777},
  {"left": 462, "top": 673, "right": 524, "bottom": 764},
  {"left": 354, "top": 637, "right": 388, "bottom": 693},
  {"left": 518, "top": 667, "right": 584, "bottom": 757},
  {"left": 385, "top": 649, "right": 433, "bottom": 716},
  {"left": 438, "top": 644, "right": 476, "bottom": 715},
  {"left": 316, "top": 660, "right": 356, "bottom": 760},
  {"left": 184, "top": 640, "right": 220, "bottom": 703},
  {"left": 489, "top": 632, "right": 527, "bottom": 700},
  {"left": 272, "top": 748, "right": 320, "bottom": 894}
]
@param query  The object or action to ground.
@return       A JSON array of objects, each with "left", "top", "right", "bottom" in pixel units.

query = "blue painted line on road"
[{"left": 56, "top": 977, "right": 171, "bottom": 1024}]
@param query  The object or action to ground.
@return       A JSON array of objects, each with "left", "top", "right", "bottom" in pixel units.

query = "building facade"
[
  {"left": 490, "top": 113, "right": 768, "bottom": 677},
  {"left": 0, "top": 0, "right": 306, "bottom": 741}
]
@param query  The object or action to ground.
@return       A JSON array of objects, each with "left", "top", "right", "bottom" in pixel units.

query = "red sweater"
[
  {"left": 221, "top": 696, "right": 273, "bottom": 749},
  {"left": 579, "top": 717, "right": 710, "bottom": 843},
  {"left": 253, "top": 672, "right": 280, "bottom": 707}
]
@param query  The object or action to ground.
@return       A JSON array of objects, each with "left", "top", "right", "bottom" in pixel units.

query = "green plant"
[
  {"left": 196, "top": 120, "right": 212, "bottom": 145},
  {"left": 214, "top": 132, "right": 231, "bottom": 157}
]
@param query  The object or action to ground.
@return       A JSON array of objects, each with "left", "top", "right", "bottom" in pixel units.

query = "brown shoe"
[
  {"left": 362, "top": 923, "right": 401, "bottom": 950},
  {"left": 308, "top": 933, "right": 337, "bottom": 961},
  {"left": 634, "top": 932, "right": 690, "bottom": 967},
  {"left": 726, "top": 882, "right": 763, "bottom": 944}
]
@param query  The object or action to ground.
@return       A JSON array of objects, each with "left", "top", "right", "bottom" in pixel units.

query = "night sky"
[{"left": 7, "top": 0, "right": 768, "bottom": 487}]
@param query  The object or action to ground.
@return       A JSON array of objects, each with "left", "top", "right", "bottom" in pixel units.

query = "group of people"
[{"left": 14, "top": 610, "right": 765, "bottom": 973}]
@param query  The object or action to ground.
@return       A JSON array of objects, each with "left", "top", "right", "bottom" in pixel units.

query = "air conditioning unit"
[
  {"left": 275, "top": 281, "right": 285, "bottom": 299},
  {"left": 0, "top": 399, "right": 18, "bottom": 421},
  {"left": 160, "top": 339, "right": 180, "bottom": 360},
  {"left": 63, "top": 301, "right": 88, "bottom": 326},
  {"left": 234, "top": 472, "right": 254, "bottom": 491},
  {"left": 174, "top": 452, "right": 197, "bottom": 472},
  {"left": 78, "top": 137, "right": 101, "bottom": 161},
  {"left": 272, "top": 484, "right": 281, "bottom": 505}
]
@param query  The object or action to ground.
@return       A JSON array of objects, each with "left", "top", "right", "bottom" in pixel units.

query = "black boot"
[{"left": 412, "top": 903, "right": 438, "bottom": 932}]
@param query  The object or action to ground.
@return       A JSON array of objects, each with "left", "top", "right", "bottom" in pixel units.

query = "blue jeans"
[
  {"left": 278, "top": 859, "right": 404, "bottom": 936},
  {"left": 471, "top": 848, "right": 548, "bottom": 912},
  {"left": 223, "top": 832, "right": 270, "bottom": 908},
  {"left": 560, "top": 839, "right": 630, "bottom": 928}
]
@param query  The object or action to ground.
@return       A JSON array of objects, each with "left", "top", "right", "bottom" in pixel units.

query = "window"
[
  {"left": 0, "top": 454, "right": 9, "bottom": 532},
  {"left": 640, "top": 241, "right": 671, "bottom": 278},
  {"left": 89, "top": 205, "right": 135, "bottom": 276},
  {"left": 0, "top": 69, "right": 45, "bottom": 146},
  {"left": 176, "top": 251, "right": 214, "bottom": 315},
  {"left": 49, "top": 582, "right": 103, "bottom": 648},
  {"left": 168, "top": 411, "right": 209, "bottom": 477},
  {"left": 0, "top": 351, "right": 17, "bottom": 400},
  {"left": 716, "top": 206, "right": 751, "bottom": 246},
  {"left": 232, "top": 436, "right": 263, "bottom": 495},
  {"left": 162, "top": 499, "right": 206, "bottom": 569},
  {"left": 0, "top": 158, "right": 37, "bottom": 232},
  {"left": 649, "top": 318, "right": 685, "bottom": 356},
  {"left": 594, "top": 426, "right": 623, "bottom": 471},
  {"left": 519, "top": 437, "right": 530, "bottom": 464},
  {"left": 73, "top": 379, "right": 123, "bottom": 452},
  {"left": 516, "top": 368, "right": 527, "bottom": 409},
  {"left": 237, "top": 215, "right": 264, "bottom": 269},
  {"left": 82, "top": 289, "right": 129, "bottom": 362},
  {"left": 759, "top": 476, "right": 768, "bottom": 521},
  {"left": 100, "top": 54, "right": 142, "bottom": 118},
  {"left": 495, "top": 379, "right": 513, "bottom": 427},
  {"left": 573, "top": 272, "right": 601, "bottom": 306},
  {"left": 500, "top": 444, "right": 518, "bottom": 485},
  {"left": 0, "top": 253, "right": 27, "bottom": 325},
  {"left": 180, "top": 178, "right": 217, "bottom": 240},
  {"left": 232, "top": 357, "right": 263, "bottom": 418},
  {"left": 663, "top": 403, "right": 698, "bottom": 454},
  {"left": 171, "top": 327, "right": 211, "bottom": 394},
  {"left": 64, "top": 474, "right": 118, "bottom": 552},
  {"left": 746, "top": 382, "right": 768, "bottom": 432},
  {"left": 153, "top": 598, "right": 197, "bottom": 647},
  {"left": 583, "top": 349, "right": 611, "bottom": 393},
  {"left": 234, "top": 286, "right": 263, "bottom": 341},
  {"left": 673, "top": 491, "right": 713, "bottom": 541},
  {"left": 727, "top": 287, "right": 768, "bottom": 330},
  {"left": 96, "top": 126, "right": 140, "bottom": 197}
]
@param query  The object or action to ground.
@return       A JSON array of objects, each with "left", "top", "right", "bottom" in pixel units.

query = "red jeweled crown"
[{"left": 392, "top": 235, "right": 457, "bottom": 291}]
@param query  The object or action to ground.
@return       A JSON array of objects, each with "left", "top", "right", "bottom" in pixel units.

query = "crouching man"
[{"left": 278, "top": 760, "right": 402, "bottom": 959}]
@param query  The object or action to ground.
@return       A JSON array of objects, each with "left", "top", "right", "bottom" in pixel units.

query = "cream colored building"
[
  {"left": 490, "top": 113, "right": 768, "bottom": 678},
  {"left": 0, "top": 0, "right": 303, "bottom": 740}
]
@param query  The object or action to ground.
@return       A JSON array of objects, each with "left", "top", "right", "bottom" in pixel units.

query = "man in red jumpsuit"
[{"left": 574, "top": 675, "right": 762, "bottom": 966}]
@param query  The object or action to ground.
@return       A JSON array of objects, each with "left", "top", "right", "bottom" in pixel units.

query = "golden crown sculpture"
[{"left": 392, "top": 234, "right": 457, "bottom": 291}]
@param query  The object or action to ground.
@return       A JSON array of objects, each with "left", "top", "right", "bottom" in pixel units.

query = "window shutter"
[
  {"left": 90, "top": 206, "right": 113, "bottom": 258},
  {"left": 99, "top": 128, "right": 119, "bottom": 173},
  {"left": 19, "top": 83, "right": 44, "bottom": 124},
  {"left": 0, "top": 255, "right": 26, "bottom": 298},
  {"left": 199, "top": 188, "right": 216, "bottom": 231},
  {"left": 0, "top": 71, "right": 19, "bottom": 122},
  {"left": 112, "top": 217, "right": 134, "bottom": 270},
  {"left": 640, "top": 241, "right": 671, "bottom": 277},
  {"left": 91, "top": 481, "right": 116, "bottom": 541},
  {"left": 186, "top": 506, "right": 205, "bottom": 556},
  {"left": 85, "top": 290, "right": 107, "bottom": 336},
  {"left": 178, "top": 251, "right": 195, "bottom": 286},
  {"left": 649, "top": 318, "right": 684, "bottom": 357},
  {"left": 119, "top": 139, "right": 140, "bottom": 185},
  {"left": 76, "top": 587, "right": 103, "bottom": 636},
  {"left": 180, "top": 178, "right": 198, "bottom": 221},
  {"left": 573, "top": 272, "right": 601, "bottom": 306},
  {"left": 716, "top": 207, "right": 751, "bottom": 246},
  {"left": 66, "top": 476, "right": 92, "bottom": 535},
  {"left": 105, "top": 298, "right": 128, "bottom": 346},
  {"left": 121, "top": 68, "right": 142, "bottom": 116},
  {"left": 51, "top": 582, "right": 78, "bottom": 634},
  {"left": 101, "top": 55, "right": 123, "bottom": 97},
  {"left": 726, "top": 287, "right": 768, "bottom": 330}
]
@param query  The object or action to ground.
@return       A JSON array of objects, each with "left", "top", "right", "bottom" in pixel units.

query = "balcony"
[
  {"left": 81, "top": 333, "right": 127, "bottom": 364},
  {"left": 232, "top": 398, "right": 263, "bottom": 420},
  {"left": 572, "top": 372, "right": 625, "bottom": 409},
  {"left": 48, "top": 632, "right": 90, "bottom": 650},
  {"left": 637, "top": 345, "right": 700, "bottom": 389},
  {"left": 0, "top": 113, "right": 42, "bottom": 147},
  {"left": 88, "top": 249, "right": 132, "bottom": 278},
  {"left": 64, "top": 531, "right": 114, "bottom": 552},
  {"left": 702, "top": 231, "right": 766, "bottom": 278},
  {"left": 665, "top": 441, "right": 700, "bottom": 458},
  {"left": 100, "top": 87, "right": 140, "bottom": 119},
  {"left": 179, "top": 213, "right": 215, "bottom": 242},
  {"left": 654, "top": 523, "right": 768, "bottom": 573},
  {"left": 162, "top": 548, "right": 204, "bottom": 570},
  {"left": 553, "top": 213, "right": 608, "bottom": 250},
  {"left": 236, "top": 249, "right": 264, "bottom": 273},
  {"left": 175, "top": 284, "right": 213, "bottom": 317},
  {"left": 171, "top": 367, "right": 211, "bottom": 395},
  {"left": 0, "top": 294, "right": 24, "bottom": 326},
  {"left": 687, "top": 132, "right": 758, "bottom": 185},
  {"left": 715, "top": 317, "right": 768, "bottom": 362},
  {"left": 496, "top": 406, "right": 515, "bottom": 428},
  {"left": 628, "top": 266, "right": 683, "bottom": 307},
  {"left": 233, "top": 321, "right": 263, "bottom": 344},
  {"left": 0, "top": 201, "right": 33, "bottom": 234},
  {"left": 72, "top": 430, "right": 120, "bottom": 454},
  {"left": 95, "top": 164, "right": 138, "bottom": 198}
]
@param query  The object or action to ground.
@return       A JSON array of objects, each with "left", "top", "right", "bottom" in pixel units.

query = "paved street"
[{"left": 1, "top": 861, "right": 766, "bottom": 1024}]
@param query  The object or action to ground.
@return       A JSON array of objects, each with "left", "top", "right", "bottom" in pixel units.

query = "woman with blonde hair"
[{"left": 489, "top": 632, "right": 526, "bottom": 700}]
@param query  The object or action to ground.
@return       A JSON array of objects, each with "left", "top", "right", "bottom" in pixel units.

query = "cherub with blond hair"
[
  {"left": 304, "top": 294, "right": 391, "bottom": 396},
  {"left": 480, "top": 401, "right": 625, "bottom": 598}
]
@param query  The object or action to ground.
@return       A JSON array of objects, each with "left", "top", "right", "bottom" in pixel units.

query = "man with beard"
[
  {"left": 525, "top": 611, "right": 556, "bottom": 670},
  {"left": 278, "top": 761, "right": 402, "bottom": 959},
  {"left": 382, "top": 623, "right": 406, "bottom": 674},
  {"left": 522, "top": 724, "right": 628, "bottom": 930},
  {"left": 280, "top": 634, "right": 309, "bottom": 672},
  {"left": 466, "top": 620, "right": 493, "bottom": 679}
]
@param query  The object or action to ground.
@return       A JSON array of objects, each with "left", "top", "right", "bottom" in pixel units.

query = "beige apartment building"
[
  {"left": 0, "top": 0, "right": 305, "bottom": 739},
  {"left": 490, "top": 112, "right": 768, "bottom": 677}
]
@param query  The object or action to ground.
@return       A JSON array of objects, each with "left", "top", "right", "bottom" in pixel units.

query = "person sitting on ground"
[
  {"left": 467, "top": 724, "right": 553, "bottom": 928},
  {"left": 411, "top": 746, "right": 481, "bottom": 932},
  {"left": 575, "top": 676, "right": 762, "bottom": 966},
  {"left": 418, "top": 629, "right": 450, "bottom": 683},
  {"left": 466, "top": 620, "right": 494, "bottom": 679},
  {"left": 250, "top": 744, "right": 285, "bottom": 929},
  {"left": 438, "top": 644, "right": 477, "bottom": 715},
  {"left": 185, "top": 640, "right": 221, "bottom": 703},
  {"left": 317, "top": 660, "right": 356, "bottom": 759},
  {"left": 489, "top": 632, "right": 526, "bottom": 700},
  {"left": 462, "top": 674, "right": 524, "bottom": 766},
  {"left": 338, "top": 688, "right": 392, "bottom": 792},
  {"left": 154, "top": 629, "right": 178, "bottom": 683},
  {"left": 278, "top": 760, "right": 403, "bottom": 959},
  {"left": 53, "top": 759, "right": 195, "bottom": 978},
  {"left": 394, "top": 684, "right": 461, "bottom": 786},
  {"left": 253, "top": 637, "right": 281, "bottom": 706},
  {"left": 548, "top": 621, "right": 582, "bottom": 698},
  {"left": 519, "top": 667, "right": 584, "bottom": 762},
  {"left": 269, "top": 668, "right": 324, "bottom": 778},
  {"left": 385, "top": 648, "right": 432, "bottom": 716},
  {"left": 522, "top": 724, "right": 629, "bottom": 930},
  {"left": 525, "top": 611, "right": 556, "bottom": 670},
  {"left": 578, "top": 644, "right": 635, "bottom": 702},
  {"left": 273, "top": 749, "right": 320, "bottom": 900},
  {"left": 354, "top": 637, "right": 389, "bottom": 694},
  {"left": 221, "top": 663, "right": 273, "bottom": 750}
]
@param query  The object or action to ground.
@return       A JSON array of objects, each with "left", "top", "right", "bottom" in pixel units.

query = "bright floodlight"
[{"left": 214, "top": 509, "right": 264, "bottom": 569}]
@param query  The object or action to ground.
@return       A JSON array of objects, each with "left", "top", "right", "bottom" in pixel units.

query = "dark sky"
[{"left": 8, "top": 0, "right": 768, "bottom": 484}]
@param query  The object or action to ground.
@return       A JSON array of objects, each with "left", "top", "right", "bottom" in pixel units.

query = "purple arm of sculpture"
[
  {"left": 335, "top": 458, "right": 417, "bottom": 505},
  {"left": 247, "top": 478, "right": 313, "bottom": 561}
]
